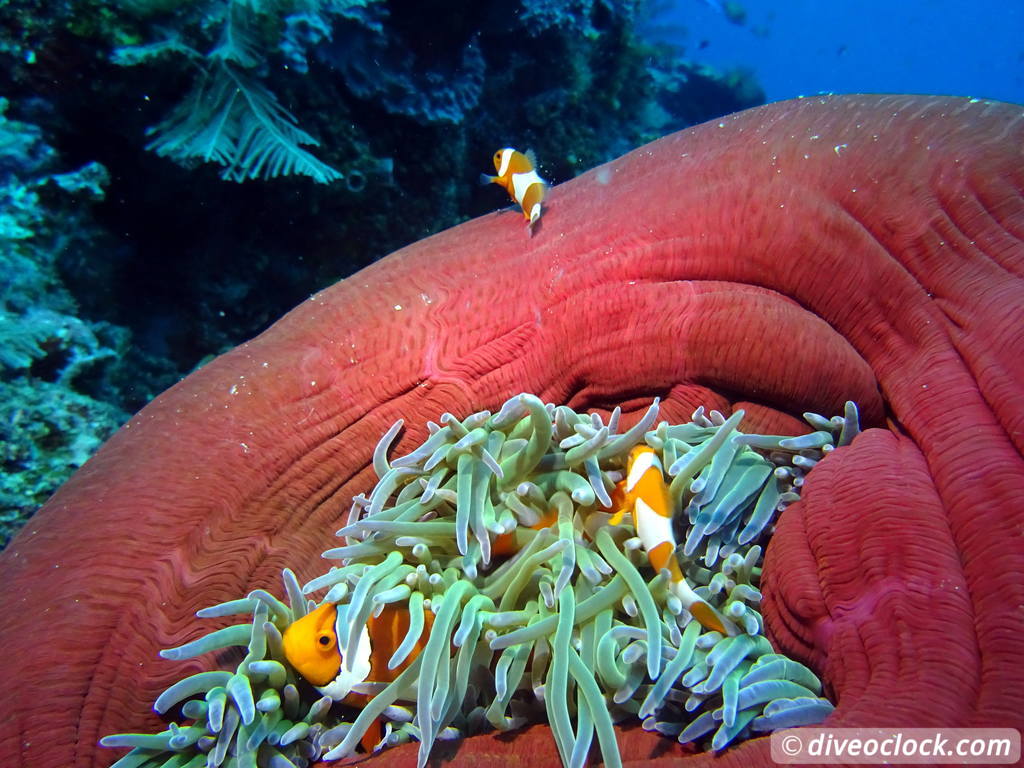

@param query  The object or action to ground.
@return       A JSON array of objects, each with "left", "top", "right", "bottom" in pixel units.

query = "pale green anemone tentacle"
[
  {"left": 104, "top": 393, "right": 850, "bottom": 768},
  {"left": 595, "top": 528, "right": 663, "bottom": 679},
  {"left": 668, "top": 409, "right": 745, "bottom": 506},
  {"left": 497, "top": 394, "right": 552, "bottom": 484},
  {"left": 546, "top": 585, "right": 577, "bottom": 765},
  {"left": 388, "top": 589, "right": 426, "bottom": 670},
  {"left": 159, "top": 625, "right": 252, "bottom": 661},
  {"left": 567, "top": 646, "right": 622, "bottom": 768},
  {"left": 414, "top": 579, "right": 473, "bottom": 766}
]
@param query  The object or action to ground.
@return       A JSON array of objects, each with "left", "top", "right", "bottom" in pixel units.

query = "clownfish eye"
[{"left": 316, "top": 632, "right": 334, "bottom": 649}]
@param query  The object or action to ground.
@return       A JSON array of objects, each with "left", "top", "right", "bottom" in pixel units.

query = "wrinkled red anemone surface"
[{"left": 1, "top": 95, "right": 1022, "bottom": 768}]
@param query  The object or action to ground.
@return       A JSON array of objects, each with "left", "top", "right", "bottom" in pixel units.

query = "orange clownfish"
[
  {"left": 610, "top": 445, "right": 739, "bottom": 637},
  {"left": 481, "top": 147, "right": 548, "bottom": 230},
  {"left": 491, "top": 504, "right": 560, "bottom": 557},
  {"left": 282, "top": 601, "right": 434, "bottom": 751}
]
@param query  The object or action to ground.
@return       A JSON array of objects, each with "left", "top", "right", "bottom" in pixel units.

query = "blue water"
[{"left": 642, "top": 0, "right": 1024, "bottom": 105}]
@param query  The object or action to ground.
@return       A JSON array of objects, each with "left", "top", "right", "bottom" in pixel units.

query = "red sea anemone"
[{"left": 0, "top": 94, "right": 1021, "bottom": 767}]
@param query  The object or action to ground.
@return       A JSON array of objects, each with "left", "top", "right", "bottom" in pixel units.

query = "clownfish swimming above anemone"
[{"left": 481, "top": 147, "right": 548, "bottom": 231}]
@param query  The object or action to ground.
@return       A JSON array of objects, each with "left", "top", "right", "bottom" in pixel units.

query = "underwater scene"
[{"left": 0, "top": 1, "right": 1022, "bottom": 767}]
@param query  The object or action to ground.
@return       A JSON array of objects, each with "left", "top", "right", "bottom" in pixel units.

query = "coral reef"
[
  {"left": 520, "top": 0, "right": 643, "bottom": 36},
  {"left": 316, "top": 26, "right": 486, "bottom": 126},
  {"left": 0, "top": 0, "right": 763, "bottom": 413},
  {"left": 0, "top": 95, "right": 1019, "bottom": 768},
  {"left": 0, "top": 379, "right": 126, "bottom": 545},
  {"left": 0, "top": 99, "right": 132, "bottom": 546},
  {"left": 105, "top": 0, "right": 728, "bottom": 184},
  {"left": 102, "top": 395, "right": 850, "bottom": 767},
  {"left": 0, "top": 0, "right": 767, "bottom": 550}
]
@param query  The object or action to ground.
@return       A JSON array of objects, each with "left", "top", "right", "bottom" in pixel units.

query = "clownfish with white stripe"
[
  {"left": 282, "top": 601, "right": 434, "bottom": 752},
  {"left": 481, "top": 147, "right": 548, "bottom": 231},
  {"left": 610, "top": 445, "right": 740, "bottom": 637}
]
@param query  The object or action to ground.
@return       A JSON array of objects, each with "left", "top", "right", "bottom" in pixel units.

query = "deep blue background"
[{"left": 642, "top": 0, "right": 1024, "bottom": 105}]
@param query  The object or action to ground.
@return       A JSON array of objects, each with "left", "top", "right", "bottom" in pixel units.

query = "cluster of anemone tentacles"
[{"left": 103, "top": 393, "right": 858, "bottom": 768}]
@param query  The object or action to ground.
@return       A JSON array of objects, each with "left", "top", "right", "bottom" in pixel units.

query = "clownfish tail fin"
[{"left": 524, "top": 148, "right": 539, "bottom": 168}]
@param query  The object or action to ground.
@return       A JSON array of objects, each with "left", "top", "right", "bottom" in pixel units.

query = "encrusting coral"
[{"left": 102, "top": 393, "right": 858, "bottom": 768}]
